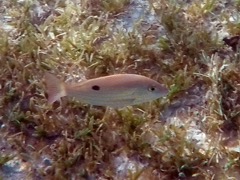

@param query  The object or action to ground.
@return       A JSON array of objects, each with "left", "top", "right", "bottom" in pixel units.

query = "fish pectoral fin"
[{"left": 107, "top": 98, "right": 136, "bottom": 108}]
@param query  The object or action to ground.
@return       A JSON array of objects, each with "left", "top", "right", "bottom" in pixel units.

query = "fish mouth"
[{"left": 160, "top": 86, "right": 169, "bottom": 96}]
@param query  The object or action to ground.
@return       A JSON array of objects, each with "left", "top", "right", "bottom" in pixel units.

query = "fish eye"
[
  {"left": 148, "top": 86, "right": 156, "bottom": 92},
  {"left": 92, "top": 85, "right": 100, "bottom": 91}
]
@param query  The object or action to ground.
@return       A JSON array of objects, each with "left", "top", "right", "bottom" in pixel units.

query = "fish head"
[{"left": 133, "top": 81, "right": 169, "bottom": 104}]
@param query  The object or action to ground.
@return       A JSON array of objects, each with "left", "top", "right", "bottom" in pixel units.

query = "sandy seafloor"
[{"left": 0, "top": 0, "right": 240, "bottom": 179}]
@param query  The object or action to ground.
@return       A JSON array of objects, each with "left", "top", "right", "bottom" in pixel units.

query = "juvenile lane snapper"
[{"left": 44, "top": 73, "right": 168, "bottom": 108}]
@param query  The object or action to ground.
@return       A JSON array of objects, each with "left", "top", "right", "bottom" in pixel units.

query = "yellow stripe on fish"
[{"left": 44, "top": 72, "right": 168, "bottom": 108}]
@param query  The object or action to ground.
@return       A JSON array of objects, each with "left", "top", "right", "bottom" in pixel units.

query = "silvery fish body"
[{"left": 44, "top": 73, "right": 168, "bottom": 108}]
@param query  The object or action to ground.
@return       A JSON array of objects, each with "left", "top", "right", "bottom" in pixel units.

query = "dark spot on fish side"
[{"left": 92, "top": 85, "right": 100, "bottom": 91}]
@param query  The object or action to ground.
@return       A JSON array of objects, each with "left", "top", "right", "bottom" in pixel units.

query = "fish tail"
[{"left": 44, "top": 72, "right": 67, "bottom": 104}]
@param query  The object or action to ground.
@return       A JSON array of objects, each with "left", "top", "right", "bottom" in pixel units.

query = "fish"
[{"left": 44, "top": 72, "right": 168, "bottom": 108}]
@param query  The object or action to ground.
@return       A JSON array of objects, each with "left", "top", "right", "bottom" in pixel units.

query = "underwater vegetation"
[{"left": 0, "top": 0, "right": 240, "bottom": 179}]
